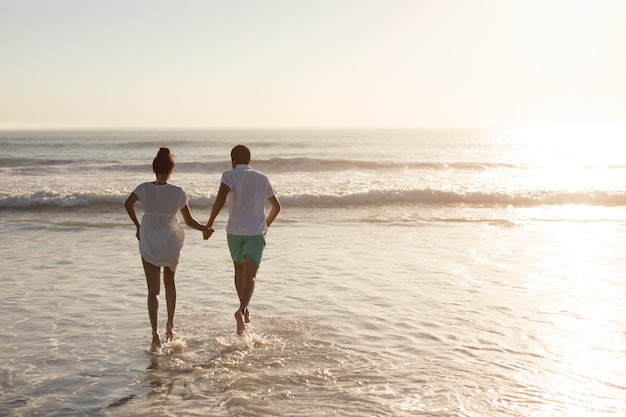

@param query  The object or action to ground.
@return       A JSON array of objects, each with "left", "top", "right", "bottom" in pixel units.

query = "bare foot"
[
  {"left": 166, "top": 323, "right": 174, "bottom": 341},
  {"left": 234, "top": 310, "right": 246, "bottom": 335},
  {"left": 151, "top": 332, "right": 162, "bottom": 352},
  {"left": 244, "top": 308, "right": 250, "bottom": 324}
]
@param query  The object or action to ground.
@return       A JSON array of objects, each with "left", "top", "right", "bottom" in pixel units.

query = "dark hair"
[
  {"left": 153, "top": 147, "right": 175, "bottom": 177},
  {"left": 231, "top": 145, "right": 251, "bottom": 165}
]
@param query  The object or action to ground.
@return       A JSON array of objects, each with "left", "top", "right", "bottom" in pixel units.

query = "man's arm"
[
  {"left": 265, "top": 195, "right": 281, "bottom": 228},
  {"left": 207, "top": 183, "right": 231, "bottom": 228}
]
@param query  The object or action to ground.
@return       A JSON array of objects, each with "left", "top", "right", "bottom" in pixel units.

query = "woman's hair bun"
[{"left": 153, "top": 147, "right": 175, "bottom": 175}]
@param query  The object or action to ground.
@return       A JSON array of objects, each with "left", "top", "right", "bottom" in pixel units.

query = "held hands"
[
  {"left": 133, "top": 224, "right": 212, "bottom": 240},
  {"left": 202, "top": 225, "right": 214, "bottom": 240}
]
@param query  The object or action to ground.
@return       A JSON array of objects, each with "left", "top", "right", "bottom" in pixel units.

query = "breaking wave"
[
  {"left": 1, "top": 156, "right": 520, "bottom": 173},
  {"left": 2, "top": 188, "right": 625, "bottom": 211}
]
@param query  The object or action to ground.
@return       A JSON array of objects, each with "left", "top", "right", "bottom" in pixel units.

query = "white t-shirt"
[{"left": 221, "top": 164, "right": 276, "bottom": 236}]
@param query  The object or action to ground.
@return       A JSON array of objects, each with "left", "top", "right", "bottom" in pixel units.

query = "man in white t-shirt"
[{"left": 205, "top": 145, "right": 281, "bottom": 334}]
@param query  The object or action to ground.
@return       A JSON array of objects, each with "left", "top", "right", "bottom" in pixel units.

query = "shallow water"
[
  {"left": 3, "top": 204, "right": 626, "bottom": 416},
  {"left": 2, "top": 128, "right": 626, "bottom": 416}
]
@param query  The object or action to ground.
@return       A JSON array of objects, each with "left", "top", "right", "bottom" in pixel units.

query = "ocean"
[{"left": 1, "top": 127, "right": 625, "bottom": 416}]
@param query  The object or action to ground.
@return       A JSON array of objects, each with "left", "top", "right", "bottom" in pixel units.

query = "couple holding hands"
[{"left": 125, "top": 145, "right": 281, "bottom": 351}]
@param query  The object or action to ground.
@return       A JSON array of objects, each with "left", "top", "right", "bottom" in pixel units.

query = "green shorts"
[{"left": 227, "top": 234, "right": 266, "bottom": 266}]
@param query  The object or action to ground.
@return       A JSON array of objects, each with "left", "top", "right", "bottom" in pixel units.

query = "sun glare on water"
[
  {"left": 511, "top": 124, "right": 626, "bottom": 414},
  {"left": 514, "top": 123, "right": 625, "bottom": 168},
  {"left": 526, "top": 217, "right": 626, "bottom": 414},
  {"left": 511, "top": 123, "right": 626, "bottom": 196}
]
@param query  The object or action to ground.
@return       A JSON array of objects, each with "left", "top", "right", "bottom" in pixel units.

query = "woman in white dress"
[{"left": 125, "top": 148, "right": 212, "bottom": 351}]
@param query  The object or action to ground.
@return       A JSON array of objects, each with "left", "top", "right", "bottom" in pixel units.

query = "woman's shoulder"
[
  {"left": 167, "top": 184, "right": 187, "bottom": 198},
  {"left": 133, "top": 182, "right": 152, "bottom": 192}
]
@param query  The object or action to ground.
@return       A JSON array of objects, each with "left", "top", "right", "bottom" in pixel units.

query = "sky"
[{"left": 1, "top": 0, "right": 625, "bottom": 129}]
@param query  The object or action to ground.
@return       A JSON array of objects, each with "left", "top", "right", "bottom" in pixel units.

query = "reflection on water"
[
  {"left": 3, "top": 126, "right": 626, "bottom": 416},
  {"left": 108, "top": 317, "right": 381, "bottom": 417},
  {"left": 3, "top": 212, "right": 626, "bottom": 417}
]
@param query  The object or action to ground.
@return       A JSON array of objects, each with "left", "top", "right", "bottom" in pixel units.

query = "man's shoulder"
[
  {"left": 226, "top": 166, "right": 268, "bottom": 177},
  {"left": 249, "top": 169, "right": 271, "bottom": 184},
  {"left": 250, "top": 167, "right": 268, "bottom": 176}
]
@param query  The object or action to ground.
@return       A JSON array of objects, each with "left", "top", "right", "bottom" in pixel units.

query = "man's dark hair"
[{"left": 231, "top": 145, "right": 251, "bottom": 165}]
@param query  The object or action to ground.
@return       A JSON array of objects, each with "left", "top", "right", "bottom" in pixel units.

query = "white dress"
[{"left": 133, "top": 182, "right": 188, "bottom": 271}]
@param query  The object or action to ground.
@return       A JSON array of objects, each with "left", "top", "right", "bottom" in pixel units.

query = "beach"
[{"left": 2, "top": 128, "right": 626, "bottom": 416}]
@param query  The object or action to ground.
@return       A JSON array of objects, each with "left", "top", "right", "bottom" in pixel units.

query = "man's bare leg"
[
  {"left": 233, "top": 262, "right": 245, "bottom": 334},
  {"left": 142, "top": 259, "right": 162, "bottom": 351},
  {"left": 234, "top": 257, "right": 259, "bottom": 335},
  {"left": 233, "top": 262, "right": 251, "bottom": 324},
  {"left": 164, "top": 267, "right": 176, "bottom": 340},
  {"left": 234, "top": 262, "right": 244, "bottom": 303}
]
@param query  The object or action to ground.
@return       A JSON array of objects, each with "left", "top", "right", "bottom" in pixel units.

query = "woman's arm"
[
  {"left": 180, "top": 205, "right": 211, "bottom": 235},
  {"left": 124, "top": 192, "right": 141, "bottom": 240}
]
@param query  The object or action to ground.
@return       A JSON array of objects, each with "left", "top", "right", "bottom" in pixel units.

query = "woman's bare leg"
[
  {"left": 142, "top": 259, "right": 161, "bottom": 350},
  {"left": 164, "top": 267, "right": 176, "bottom": 339}
]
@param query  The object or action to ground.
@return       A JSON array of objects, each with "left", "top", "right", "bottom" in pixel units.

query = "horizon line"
[{"left": 0, "top": 123, "right": 572, "bottom": 132}]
